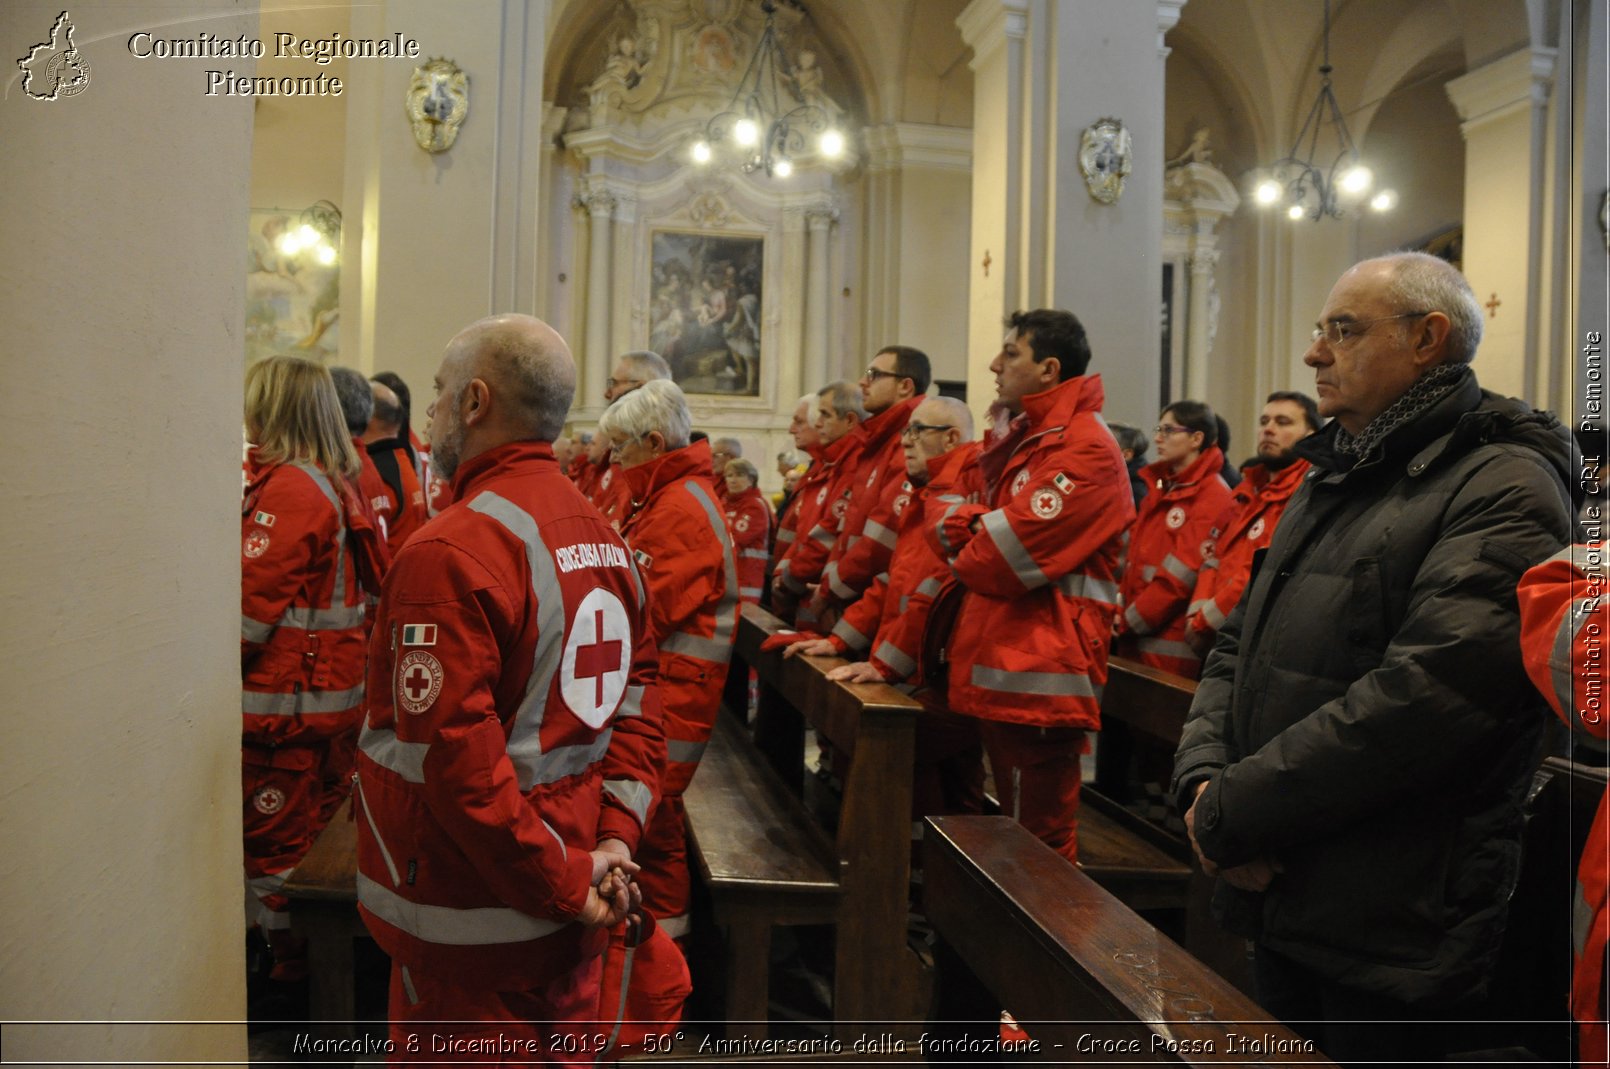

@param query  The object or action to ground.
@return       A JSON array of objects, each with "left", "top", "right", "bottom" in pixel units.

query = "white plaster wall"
[
  {"left": 1458, "top": 106, "right": 1531, "bottom": 399},
  {"left": 0, "top": 1, "right": 254, "bottom": 1062},
  {"left": 250, "top": 1, "right": 350, "bottom": 212},
  {"left": 896, "top": 166, "right": 973, "bottom": 384}
]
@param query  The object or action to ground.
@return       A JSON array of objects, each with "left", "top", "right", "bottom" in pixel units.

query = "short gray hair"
[
  {"left": 599, "top": 378, "right": 691, "bottom": 450},
  {"left": 329, "top": 366, "right": 374, "bottom": 434},
  {"left": 713, "top": 436, "right": 742, "bottom": 456},
  {"left": 921, "top": 395, "right": 974, "bottom": 441},
  {"left": 1373, "top": 252, "right": 1483, "bottom": 365},
  {"left": 725, "top": 458, "right": 759, "bottom": 484},
  {"left": 818, "top": 379, "right": 867, "bottom": 421},
  {"left": 617, "top": 350, "right": 672, "bottom": 382}
]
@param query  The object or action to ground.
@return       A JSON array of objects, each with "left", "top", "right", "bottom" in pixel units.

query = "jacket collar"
[
  {"left": 1298, "top": 368, "right": 1481, "bottom": 477},
  {"left": 1239, "top": 456, "right": 1311, "bottom": 498},
  {"left": 859, "top": 396, "right": 925, "bottom": 458},
  {"left": 623, "top": 438, "right": 716, "bottom": 505},
  {"left": 924, "top": 440, "right": 981, "bottom": 492},
  {"left": 817, "top": 430, "right": 859, "bottom": 468},
  {"left": 1021, "top": 373, "right": 1106, "bottom": 433},
  {"left": 1141, "top": 445, "right": 1225, "bottom": 497},
  {"left": 451, "top": 440, "right": 557, "bottom": 501}
]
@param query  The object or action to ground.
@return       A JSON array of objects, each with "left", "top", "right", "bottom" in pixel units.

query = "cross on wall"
[{"left": 1485, "top": 292, "right": 1501, "bottom": 318}]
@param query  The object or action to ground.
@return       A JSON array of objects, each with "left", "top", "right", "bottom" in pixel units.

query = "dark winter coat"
[{"left": 1171, "top": 367, "right": 1576, "bottom": 1006}]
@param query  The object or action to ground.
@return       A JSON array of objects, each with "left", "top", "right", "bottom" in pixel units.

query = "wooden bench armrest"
[{"left": 281, "top": 797, "right": 358, "bottom": 902}]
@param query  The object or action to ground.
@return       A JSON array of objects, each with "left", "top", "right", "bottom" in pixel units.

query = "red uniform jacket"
[
  {"left": 724, "top": 484, "right": 773, "bottom": 603},
  {"left": 242, "top": 453, "right": 384, "bottom": 747},
  {"left": 772, "top": 449, "right": 820, "bottom": 559},
  {"left": 774, "top": 435, "right": 857, "bottom": 595},
  {"left": 926, "top": 375, "right": 1133, "bottom": 727},
  {"left": 829, "top": 442, "right": 982, "bottom": 682},
  {"left": 1115, "top": 447, "right": 1233, "bottom": 678},
  {"left": 366, "top": 436, "right": 430, "bottom": 551},
  {"left": 819, "top": 397, "right": 925, "bottom": 606},
  {"left": 619, "top": 440, "right": 740, "bottom": 796},
  {"left": 354, "top": 441, "right": 665, "bottom": 990},
  {"left": 1184, "top": 458, "right": 1309, "bottom": 645},
  {"left": 589, "top": 455, "right": 633, "bottom": 532},
  {"left": 1518, "top": 545, "right": 1608, "bottom": 1066}
]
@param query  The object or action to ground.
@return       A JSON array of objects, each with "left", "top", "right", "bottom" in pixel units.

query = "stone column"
[
  {"left": 581, "top": 188, "right": 617, "bottom": 412},
  {"left": 1186, "top": 249, "right": 1218, "bottom": 399},
  {"left": 805, "top": 208, "right": 836, "bottom": 389}
]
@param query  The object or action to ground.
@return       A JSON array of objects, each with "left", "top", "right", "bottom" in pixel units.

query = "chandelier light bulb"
[
  {"left": 734, "top": 119, "right": 759, "bottom": 147},
  {"left": 297, "top": 224, "right": 320, "bottom": 247},
  {"left": 315, "top": 244, "right": 337, "bottom": 265},
  {"left": 819, "top": 129, "right": 845, "bottom": 158},
  {"left": 773, "top": 157, "right": 794, "bottom": 177},
  {"left": 276, "top": 232, "right": 302, "bottom": 256},
  {"left": 1338, "top": 165, "right": 1372, "bottom": 195},
  {"left": 692, "top": 141, "right": 712, "bottom": 164},
  {"left": 1369, "top": 189, "right": 1399, "bottom": 212},
  {"left": 1254, "top": 180, "right": 1283, "bottom": 205},
  {"left": 1287, "top": 204, "right": 1306, "bottom": 221}
]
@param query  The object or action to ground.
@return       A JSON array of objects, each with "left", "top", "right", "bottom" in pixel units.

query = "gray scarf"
[{"left": 1334, "top": 363, "right": 1468, "bottom": 460}]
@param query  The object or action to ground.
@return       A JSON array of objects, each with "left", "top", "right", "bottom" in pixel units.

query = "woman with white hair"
[{"left": 598, "top": 379, "right": 739, "bottom": 951}]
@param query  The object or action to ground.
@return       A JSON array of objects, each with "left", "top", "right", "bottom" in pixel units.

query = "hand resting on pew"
[
  {"left": 826, "top": 661, "right": 887, "bottom": 684},
  {"left": 783, "top": 637, "right": 839, "bottom": 658},
  {"left": 1184, "top": 780, "right": 1279, "bottom": 892}
]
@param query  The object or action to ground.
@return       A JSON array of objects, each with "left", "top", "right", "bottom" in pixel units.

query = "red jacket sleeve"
[
  {"left": 241, "top": 475, "right": 334, "bottom": 667},
  {"left": 1518, "top": 547, "right": 1608, "bottom": 736},
  {"left": 822, "top": 475, "right": 905, "bottom": 604},
  {"left": 1122, "top": 500, "right": 1222, "bottom": 637}
]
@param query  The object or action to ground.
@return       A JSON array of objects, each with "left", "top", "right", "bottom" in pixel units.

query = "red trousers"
[
  {"left": 242, "top": 738, "right": 356, "bottom": 929},
  {"left": 633, "top": 793, "right": 690, "bottom": 939},
  {"left": 386, "top": 956, "right": 602, "bottom": 1066},
  {"left": 976, "top": 721, "right": 1085, "bottom": 863}
]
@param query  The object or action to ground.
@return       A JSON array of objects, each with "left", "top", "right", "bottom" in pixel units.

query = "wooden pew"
[
  {"left": 924, "top": 815, "right": 1336, "bottom": 1066},
  {"left": 280, "top": 796, "right": 365, "bottom": 1032},
  {"left": 685, "top": 602, "right": 931, "bottom": 1038}
]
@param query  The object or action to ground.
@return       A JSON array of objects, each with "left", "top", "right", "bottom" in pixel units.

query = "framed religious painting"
[
  {"left": 245, "top": 207, "right": 341, "bottom": 364},
  {"left": 648, "top": 229, "right": 763, "bottom": 396}
]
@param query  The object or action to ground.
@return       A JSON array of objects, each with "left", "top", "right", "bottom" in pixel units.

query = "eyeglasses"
[
  {"left": 901, "top": 422, "right": 954, "bottom": 441},
  {"left": 1154, "top": 423, "right": 1192, "bottom": 437},
  {"left": 862, "top": 366, "right": 904, "bottom": 384},
  {"left": 1310, "top": 311, "right": 1428, "bottom": 347},
  {"left": 606, "top": 376, "right": 644, "bottom": 391}
]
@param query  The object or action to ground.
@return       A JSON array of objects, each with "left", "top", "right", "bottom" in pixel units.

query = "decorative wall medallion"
[
  {"left": 406, "top": 58, "right": 469, "bottom": 153},
  {"left": 1079, "top": 117, "right": 1132, "bottom": 205}
]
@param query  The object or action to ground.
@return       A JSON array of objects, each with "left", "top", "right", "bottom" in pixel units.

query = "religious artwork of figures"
[
  {"left": 405, "top": 58, "right": 469, "bottom": 153},
  {"left": 1167, "top": 127, "right": 1213, "bottom": 168},
  {"left": 649, "top": 231, "right": 763, "bottom": 396},
  {"left": 589, "top": 35, "right": 645, "bottom": 95},
  {"left": 245, "top": 210, "right": 339, "bottom": 363},
  {"left": 1079, "top": 117, "right": 1132, "bottom": 205}
]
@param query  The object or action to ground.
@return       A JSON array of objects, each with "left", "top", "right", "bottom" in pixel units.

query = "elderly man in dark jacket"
[{"left": 1171, "top": 252, "right": 1575, "bottom": 1064}]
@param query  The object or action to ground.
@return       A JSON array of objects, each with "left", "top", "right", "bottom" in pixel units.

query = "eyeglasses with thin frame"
[
  {"left": 901, "top": 422, "right": 954, "bottom": 442},
  {"left": 862, "top": 366, "right": 904, "bottom": 384},
  {"left": 1154, "top": 423, "right": 1192, "bottom": 437},
  {"left": 1310, "top": 311, "right": 1428, "bottom": 347}
]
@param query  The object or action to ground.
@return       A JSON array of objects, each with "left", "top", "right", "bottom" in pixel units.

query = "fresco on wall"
[
  {"left": 245, "top": 209, "right": 340, "bottom": 364},
  {"left": 649, "top": 230, "right": 762, "bottom": 396}
]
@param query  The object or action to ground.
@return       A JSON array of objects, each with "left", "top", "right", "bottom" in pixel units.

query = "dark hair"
[
  {"left": 371, "top": 386, "right": 404, "bottom": 431},
  {"left": 1109, "top": 421, "right": 1148, "bottom": 460},
  {"left": 329, "top": 366, "right": 373, "bottom": 435},
  {"left": 1214, "top": 415, "right": 1231, "bottom": 456},
  {"left": 1005, "top": 310, "right": 1090, "bottom": 381},
  {"left": 1266, "top": 390, "right": 1321, "bottom": 433},
  {"left": 876, "top": 345, "right": 932, "bottom": 394},
  {"left": 689, "top": 429, "right": 709, "bottom": 443},
  {"left": 1161, "top": 400, "right": 1217, "bottom": 447},
  {"left": 372, "top": 371, "right": 412, "bottom": 430}
]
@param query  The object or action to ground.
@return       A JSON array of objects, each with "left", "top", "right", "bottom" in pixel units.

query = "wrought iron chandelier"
[
  {"left": 690, "top": 0, "right": 844, "bottom": 178},
  {"left": 1254, "top": 0, "right": 1396, "bottom": 220}
]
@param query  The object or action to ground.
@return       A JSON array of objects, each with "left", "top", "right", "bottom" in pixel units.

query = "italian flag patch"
[
  {"left": 253, "top": 511, "right": 276, "bottom": 527},
  {"left": 401, "top": 624, "right": 438, "bottom": 646},
  {"left": 1053, "top": 473, "right": 1076, "bottom": 494}
]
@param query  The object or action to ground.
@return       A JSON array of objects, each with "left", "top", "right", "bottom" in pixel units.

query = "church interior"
[{"left": 2, "top": 0, "right": 1606, "bottom": 1062}]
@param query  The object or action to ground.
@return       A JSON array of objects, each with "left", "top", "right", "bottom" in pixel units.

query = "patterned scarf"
[{"left": 1334, "top": 363, "right": 1469, "bottom": 460}]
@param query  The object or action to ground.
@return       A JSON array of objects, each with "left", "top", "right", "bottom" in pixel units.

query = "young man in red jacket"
[
  {"left": 356, "top": 314, "right": 663, "bottom": 1059},
  {"left": 926, "top": 309, "right": 1134, "bottom": 862},
  {"left": 1185, "top": 392, "right": 1319, "bottom": 654}
]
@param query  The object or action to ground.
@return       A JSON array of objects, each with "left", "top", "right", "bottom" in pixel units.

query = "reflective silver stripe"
[
  {"left": 291, "top": 463, "right": 349, "bottom": 612},
  {"left": 1200, "top": 558, "right": 1220, "bottom": 572},
  {"left": 401, "top": 966, "right": 420, "bottom": 1007},
  {"left": 1160, "top": 553, "right": 1198, "bottom": 587},
  {"left": 241, "top": 615, "right": 274, "bottom": 643},
  {"left": 662, "top": 631, "right": 733, "bottom": 662},
  {"left": 874, "top": 640, "right": 916, "bottom": 678},
  {"left": 659, "top": 913, "right": 691, "bottom": 939},
  {"left": 1198, "top": 600, "right": 1228, "bottom": 630},
  {"left": 740, "top": 586, "right": 764, "bottom": 599},
  {"left": 355, "top": 774, "right": 403, "bottom": 885},
  {"left": 774, "top": 558, "right": 793, "bottom": 581},
  {"left": 684, "top": 481, "right": 741, "bottom": 654},
  {"left": 541, "top": 818, "right": 568, "bottom": 860},
  {"left": 359, "top": 722, "right": 429, "bottom": 783},
  {"left": 1057, "top": 573, "right": 1120, "bottom": 605},
  {"left": 776, "top": 528, "right": 797, "bottom": 544},
  {"left": 247, "top": 871, "right": 292, "bottom": 897},
  {"left": 617, "top": 685, "right": 645, "bottom": 719},
  {"left": 604, "top": 779, "right": 653, "bottom": 825},
  {"left": 280, "top": 604, "right": 367, "bottom": 630},
  {"left": 740, "top": 548, "right": 769, "bottom": 560},
  {"left": 915, "top": 577, "right": 943, "bottom": 599},
  {"left": 1124, "top": 604, "right": 1151, "bottom": 635},
  {"left": 809, "top": 524, "right": 836, "bottom": 548},
  {"left": 831, "top": 617, "right": 871, "bottom": 652},
  {"left": 935, "top": 503, "right": 964, "bottom": 558},
  {"left": 1554, "top": 597, "right": 1594, "bottom": 717},
  {"left": 1136, "top": 636, "right": 1199, "bottom": 661},
  {"left": 825, "top": 560, "right": 855, "bottom": 600},
  {"left": 243, "top": 684, "right": 365, "bottom": 716},
  {"left": 357, "top": 872, "right": 567, "bottom": 945},
  {"left": 1141, "top": 564, "right": 1157, "bottom": 582},
  {"left": 667, "top": 739, "right": 708, "bottom": 765},
  {"left": 936, "top": 494, "right": 964, "bottom": 504},
  {"left": 970, "top": 664, "right": 1097, "bottom": 698},
  {"left": 982, "top": 509, "right": 1048, "bottom": 590},
  {"left": 1574, "top": 876, "right": 1594, "bottom": 958},
  {"left": 519, "top": 733, "right": 614, "bottom": 786},
  {"left": 863, "top": 519, "right": 898, "bottom": 550},
  {"left": 468, "top": 492, "right": 568, "bottom": 792}
]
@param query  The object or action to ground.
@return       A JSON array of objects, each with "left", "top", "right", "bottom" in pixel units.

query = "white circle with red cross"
[
  {"left": 1248, "top": 516, "right": 1266, "bottom": 541},
  {"left": 397, "top": 650, "right": 444, "bottom": 714},
  {"left": 893, "top": 494, "right": 910, "bottom": 516},
  {"left": 243, "top": 531, "right": 271, "bottom": 559},
  {"left": 735, "top": 514, "right": 751, "bottom": 533},
  {"left": 561, "top": 588, "right": 632, "bottom": 730},
  {"left": 1011, "top": 469, "right": 1031, "bottom": 496},
  {"left": 253, "top": 786, "right": 285, "bottom": 815},
  {"left": 1166, "top": 506, "right": 1187, "bottom": 529},
  {"left": 1031, "top": 488, "right": 1063, "bottom": 518}
]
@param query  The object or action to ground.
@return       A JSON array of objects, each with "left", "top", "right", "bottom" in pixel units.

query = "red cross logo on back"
[
  {"left": 562, "top": 588, "right": 632, "bottom": 729},
  {"left": 574, "top": 609, "right": 623, "bottom": 706}
]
